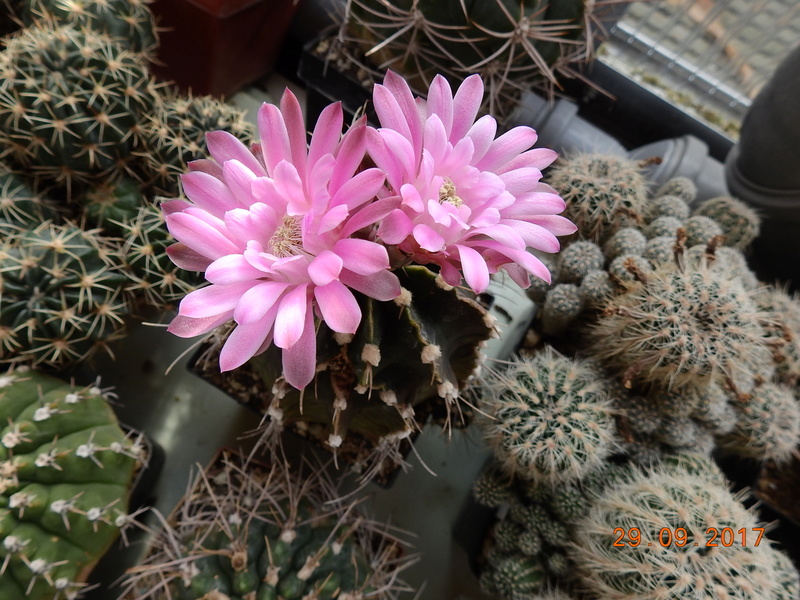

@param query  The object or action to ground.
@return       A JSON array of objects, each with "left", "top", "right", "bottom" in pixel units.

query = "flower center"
[
  {"left": 269, "top": 215, "right": 302, "bottom": 258},
  {"left": 438, "top": 178, "right": 463, "bottom": 207}
]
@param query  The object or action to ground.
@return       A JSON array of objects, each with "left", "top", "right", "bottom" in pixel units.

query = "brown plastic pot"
[{"left": 150, "top": 0, "right": 301, "bottom": 97}]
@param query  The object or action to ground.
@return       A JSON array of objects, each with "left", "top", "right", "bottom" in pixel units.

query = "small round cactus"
[
  {"left": 0, "top": 221, "right": 131, "bottom": 368},
  {"left": 607, "top": 253, "right": 653, "bottom": 286},
  {"left": 472, "top": 462, "right": 514, "bottom": 508},
  {"left": 0, "top": 367, "right": 141, "bottom": 600},
  {"left": 0, "top": 161, "right": 57, "bottom": 232},
  {"left": 591, "top": 261, "right": 771, "bottom": 391},
  {"left": 603, "top": 227, "right": 647, "bottom": 261},
  {"left": 645, "top": 194, "right": 691, "bottom": 223},
  {"left": 579, "top": 269, "right": 614, "bottom": 308},
  {"left": 653, "top": 176, "right": 697, "bottom": 203},
  {"left": 546, "top": 153, "right": 649, "bottom": 244},
  {"left": 570, "top": 463, "right": 798, "bottom": 600},
  {"left": 643, "top": 215, "right": 683, "bottom": 239},
  {"left": 693, "top": 195, "right": 760, "bottom": 249},
  {"left": 541, "top": 283, "right": 583, "bottom": 336},
  {"left": 752, "top": 284, "right": 800, "bottom": 384},
  {"left": 120, "top": 449, "right": 414, "bottom": 600},
  {"left": 720, "top": 381, "right": 800, "bottom": 463},
  {"left": 683, "top": 215, "right": 724, "bottom": 247},
  {"left": 557, "top": 241, "right": 604, "bottom": 283},
  {"left": 490, "top": 555, "right": 546, "bottom": 600},
  {"left": 478, "top": 347, "right": 617, "bottom": 484}
]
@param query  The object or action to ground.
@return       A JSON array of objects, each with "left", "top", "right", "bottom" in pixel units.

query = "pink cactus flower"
[
  {"left": 368, "top": 71, "right": 577, "bottom": 293},
  {"left": 163, "top": 90, "right": 401, "bottom": 389}
]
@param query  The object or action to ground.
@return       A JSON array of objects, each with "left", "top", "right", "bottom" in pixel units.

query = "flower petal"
[
  {"left": 166, "top": 212, "right": 240, "bottom": 259},
  {"left": 206, "top": 253, "right": 267, "bottom": 284},
  {"left": 475, "top": 126, "right": 538, "bottom": 172},
  {"left": 281, "top": 305, "right": 317, "bottom": 389},
  {"left": 315, "top": 280, "right": 361, "bottom": 334},
  {"left": 179, "top": 282, "right": 255, "bottom": 319},
  {"left": 332, "top": 238, "right": 390, "bottom": 274},
  {"left": 427, "top": 75, "right": 454, "bottom": 137},
  {"left": 457, "top": 244, "right": 490, "bottom": 293},
  {"left": 280, "top": 89, "right": 308, "bottom": 176},
  {"left": 377, "top": 208, "right": 414, "bottom": 245},
  {"left": 206, "top": 130, "right": 266, "bottom": 177},
  {"left": 167, "top": 312, "right": 233, "bottom": 338},
  {"left": 219, "top": 308, "right": 278, "bottom": 371},
  {"left": 413, "top": 223, "right": 445, "bottom": 252},
  {"left": 166, "top": 242, "right": 212, "bottom": 271},
  {"left": 258, "top": 102, "right": 292, "bottom": 173},
  {"left": 273, "top": 283, "right": 309, "bottom": 349},
  {"left": 451, "top": 74, "right": 483, "bottom": 141},
  {"left": 308, "top": 250, "right": 343, "bottom": 286},
  {"left": 308, "top": 101, "right": 344, "bottom": 166},
  {"left": 234, "top": 281, "right": 290, "bottom": 324},
  {"left": 180, "top": 170, "right": 241, "bottom": 216},
  {"left": 339, "top": 268, "right": 401, "bottom": 301}
]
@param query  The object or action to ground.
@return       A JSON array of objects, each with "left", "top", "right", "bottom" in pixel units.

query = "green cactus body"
[
  {"left": 693, "top": 195, "right": 760, "bottom": 249},
  {"left": 472, "top": 462, "right": 513, "bottom": 508},
  {"left": 607, "top": 253, "right": 653, "bottom": 287},
  {"left": 491, "top": 555, "right": 546, "bottom": 600},
  {"left": 546, "top": 153, "right": 649, "bottom": 244},
  {"left": 643, "top": 215, "right": 683, "bottom": 240},
  {"left": 0, "top": 222, "right": 131, "bottom": 368},
  {"left": 478, "top": 347, "right": 617, "bottom": 484},
  {"left": 683, "top": 215, "right": 723, "bottom": 247},
  {"left": 570, "top": 463, "right": 798, "bottom": 600},
  {"left": 557, "top": 240, "right": 604, "bottom": 283},
  {"left": 199, "top": 266, "right": 492, "bottom": 480},
  {"left": 0, "top": 161, "right": 57, "bottom": 232},
  {"left": 116, "top": 201, "right": 203, "bottom": 309},
  {"left": 603, "top": 227, "right": 647, "bottom": 261},
  {"left": 0, "top": 24, "right": 157, "bottom": 188},
  {"left": 121, "top": 450, "right": 412, "bottom": 600},
  {"left": 753, "top": 285, "right": 800, "bottom": 384},
  {"left": 79, "top": 178, "right": 144, "bottom": 235},
  {"left": 139, "top": 93, "right": 255, "bottom": 196},
  {"left": 20, "top": 0, "right": 158, "bottom": 57},
  {"left": 590, "top": 260, "right": 771, "bottom": 391},
  {"left": 579, "top": 269, "right": 614, "bottom": 308},
  {"left": 0, "top": 367, "right": 140, "bottom": 600}
]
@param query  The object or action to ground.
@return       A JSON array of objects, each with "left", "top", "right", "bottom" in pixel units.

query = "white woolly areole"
[
  {"left": 33, "top": 406, "right": 53, "bottom": 421},
  {"left": 280, "top": 528, "right": 297, "bottom": 543},
  {"left": 28, "top": 559, "right": 48, "bottom": 574},
  {"left": 3, "top": 535, "right": 24, "bottom": 551},
  {"left": 380, "top": 390, "right": 397, "bottom": 406},
  {"left": 89, "top": 386, "right": 102, "bottom": 396},
  {"left": 420, "top": 344, "right": 442, "bottom": 364},
  {"left": 0, "top": 375, "right": 15, "bottom": 388},
  {"left": 333, "top": 332, "right": 354, "bottom": 345},
  {"left": 76, "top": 443, "right": 96, "bottom": 458},
  {"left": 361, "top": 344, "right": 381, "bottom": 366},
  {"left": 354, "top": 384, "right": 367, "bottom": 394},
  {"left": 393, "top": 287, "right": 413, "bottom": 306},
  {"left": 228, "top": 512, "right": 242, "bottom": 526},
  {"left": 327, "top": 434, "right": 343, "bottom": 448},
  {"left": 435, "top": 274, "right": 454, "bottom": 291},
  {"left": 50, "top": 499, "right": 71, "bottom": 514},
  {"left": 333, "top": 397, "right": 347, "bottom": 411},
  {"left": 267, "top": 402, "right": 284, "bottom": 422},
  {"left": 54, "top": 578, "right": 70, "bottom": 590},
  {"left": 86, "top": 508, "right": 103, "bottom": 521},
  {"left": 332, "top": 541, "right": 343, "bottom": 555},
  {"left": 64, "top": 393, "right": 80, "bottom": 404},
  {"left": 437, "top": 381, "right": 458, "bottom": 401}
]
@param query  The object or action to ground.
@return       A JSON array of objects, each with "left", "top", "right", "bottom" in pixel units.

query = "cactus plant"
[
  {"left": 546, "top": 153, "right": 649, "bottom": 244},
  {"left": 19, "top": 0, "right": 158, "bottom": 57},
  {"left": 340, "top": 0, "right": 618, "bottom": 120},
  {"left": 590, "top": 259, "right": 772, "bottom": 392},
  {"left": 645, "top": 194, "right": 691, "bottom": 223},
  {"left": 0, "top": 221, "right": 131, "bottom": 368},
  {"left": 119, "top": 448, "right": 414, "bottom": 600},
  {"left": 0, "top": 160, "right": 57, "bottom": 231},
  {"left": 693, "top": 195, "right": 760, "bottom": 249},
  {"left": 603, "top": 227, "right": 646, "bottom": 261},
  {"left": 653, "top": 176, "right": 697, "bottom": 203},
  {"left": 753, "top": 284, "right": 800, "bottom": 384},
  {"left": 195, "top": 266, "right": 493, "bottom": 482},
  {"left": 0, "top": 367, "right": 141, "bottom": 600},
  {"left": 540, "top": 283, "right": 583, "bottom": 336},
  {"left": 556, "top": 240, "right": 604, "bottom": 283},
  {"left": 138, "top": 92, "right": 255, "bottom": 196},
  {"left": 0, "top": 23, "right": 159, "bottom": 191},
  {"left": 570, "top": 462, "right": 800, "bottom": 600},
  {"left": 477, "top": 346, "right": 617, "bottom": 484},
  {"left": 683, "top": 215, "right": 724, "bottom": 247},
  {"left": 77, "top": 178, "right": 144, "bottom": 236}
]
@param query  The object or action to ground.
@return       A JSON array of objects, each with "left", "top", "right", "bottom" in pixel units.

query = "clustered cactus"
[
  {"left": 0, "top": 367, "right": 142, "bottom": 600},
  {"left": 119, "top": 449, "right": 414, "bottom": 600},
  {"left": 474, "top": 152, "right": 800, "bottom": 599}
]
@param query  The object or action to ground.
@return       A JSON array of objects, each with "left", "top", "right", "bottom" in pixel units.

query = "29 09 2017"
[{"left": 612, "top": 527, "right": 766, "bottom": 547}]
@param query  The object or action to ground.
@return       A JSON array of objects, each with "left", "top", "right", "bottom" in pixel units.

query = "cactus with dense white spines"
[
  {"left": 541, "top": 283, "right": 583, "bottom": 336},
  {"left": 0, "top": 368, "right": 140, "bottom": 600},
  {"left": 653, "top": 176, "right": 697, "bottom": 203},
  {"left": 478, "top": 346, "right": 617, "bottom": 484},
  {"left": 570, "top": 462, "right": 799, "bottom": 600}
]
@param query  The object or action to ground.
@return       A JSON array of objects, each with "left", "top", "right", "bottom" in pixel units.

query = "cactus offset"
[
  {"left": 693, "top": 195, "right": 760, "bottom": 249},
  {"left": 0, "top": 221, "right": 131, "bottom": 368},
  {"left": 0, "top": 367, "right": 141, "bottom": 600},
  {"left": 120, "top": 449, "right": 414, "bottom": 600}
]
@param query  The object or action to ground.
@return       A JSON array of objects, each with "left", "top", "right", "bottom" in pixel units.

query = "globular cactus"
[
  {"left": 693, "top": 195, "right": 760, "bottom": 249},
  {"left": 719, "top": 381, "right": 800, "bottom": 463},
  {"left": 590, "top": 260, "right": 772, "bottom": 392},
  {"left": 645, "top": 194, "right": 691, "bottom": 223},
  {"left": 19, "top": 0, "right": 158, "bottom": 57},
  {"left": 120, "top": 449, "right": 414, "bottom": 600},
  {"left": 579, "top": 269, "right": 614, "bottom": 308},
  {"left": 683, "top": 215, "right": 723, "bottom": 247},
  {"left": 0, "top": 367, "right": 141, "bottom": 600},
  {"left": 556, "top": 241, "right": 604, "bottom": 283},
  {"left": 606, "top": 253, "right": 652, "bottom": 287},
  {"left": 643, "top": 215, "right": 683, "bottom": 240},
  {"left": 546, "top": 153, "right": 649, "bottom": 244},
  {"left": 78, "top": 178, "right": 144, "bottom": 236},
  {"left": 0, "top": 160, "right": 58, "bottom": 232},
  {"left": 0, "top": 24, "right": 158, "bottom": 190},
  {"left": 570, "top": 462, "right": 800, "bottom": 600},
  {"left": 488, "top": 556, "right": 546, "bottom": 600},
  {"left": 341, "top": 0, "right": 612, "bottom": 120},
  {"left": 541, "top": 283, "right": 583, "bottom": 336},
  {"left": 196, "top": 266, "right": 493, "bottom": 482},
  {"left": 752, "top": 284, "right": 800, "bottom": 384},
  {"left": 653, "top": 176, "right": 697, "bottom": 203},
  {"left": 603, "top": 227, "right": 646, "bottom": 261},
  {"left": 477, "top": 346, "right": 617, "bottom": 484},
  {"left": 115, "top": 201, "right": 203, "bottom": 309},
  {"left": 0, "top": 221, "right": 131, "bottom": 368},
  {"left": 138, "top": 93, "right": 255, "bottom": 196},
  {"left": 471, "top": 462, "right": 513, "bottom": 509}
]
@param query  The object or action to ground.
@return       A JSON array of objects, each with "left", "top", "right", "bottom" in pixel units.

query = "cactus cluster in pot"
[
  {"left": 469, "top": 151, "right": 800, "bottom": 599},
  {"left": 334, "top": 0, "right": 627, "bottom": 121}
]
